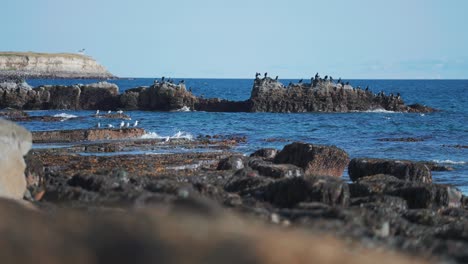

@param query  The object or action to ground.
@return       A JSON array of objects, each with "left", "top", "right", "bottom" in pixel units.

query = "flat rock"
[
  {"left": 274, "top": 142, "right": 349, "bottom": 177},
  {"left": 32, "top": 128, "right": 146, "bottom": 143}
]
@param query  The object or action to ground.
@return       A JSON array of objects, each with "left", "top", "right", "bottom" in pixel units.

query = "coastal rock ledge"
[
  {"left": 0, "top": 52, "right": 115, "bottom": 79},
  {"left": 1, "top": 74, "right": 435, "bottom": 113}
]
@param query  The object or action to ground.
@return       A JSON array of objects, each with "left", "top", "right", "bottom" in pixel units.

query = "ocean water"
[{"left": 23, "top": 78, "right": 468, "bottom": 192}]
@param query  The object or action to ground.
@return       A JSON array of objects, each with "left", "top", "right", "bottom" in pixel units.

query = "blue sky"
[{"left": 2, "top": 0, "right": 468, "bottom": 78}]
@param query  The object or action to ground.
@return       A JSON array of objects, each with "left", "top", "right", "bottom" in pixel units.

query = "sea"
[{"left": 22, "top": 78, "right": 468, "bottom": 193}]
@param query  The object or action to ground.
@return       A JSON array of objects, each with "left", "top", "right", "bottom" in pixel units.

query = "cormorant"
[
  {"left": 315, "top": 72, "right": 319, "bottom": 79},
  {"left": 324, "top": 75, "right": 328, "bottom": 81},
  {"left": 345, "top": 81, "right": 349, "bottom": 85},
  {"left": 275, "top": 76, "right": 278, "bottom": 81},
  {"left": 255, "top": 72, "right": 260, "bottom": 79},
  {"left": 161, "top": 76, "right": 165, "bottom": 82},
  {"left": 337, "top": 78, "right": 342, "bottom": 84},
  {"left": 298, "top": 79, "right": 303, "bottom": 83},
  {"left": 365, "top": 86, "right": 369, "bottom": 91},
  {"left": 330, "top": 76, "right": 334, "bottom": 83},
  {"left": 264, "top": 72, "right": 268, "bottom": 78}
]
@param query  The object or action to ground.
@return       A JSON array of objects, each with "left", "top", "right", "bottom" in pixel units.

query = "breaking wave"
[
  {"left": 432, "top": 159, "right": 466, "bottom": 165},
  {"left": 53, "top": 113, "right": 78, "bottom": 120},
  {"left": 141, "top": 131, "right": 194, "bottom": 141},
  {"left": 172, "top": 106, "right": 191, "bottom": 112}
]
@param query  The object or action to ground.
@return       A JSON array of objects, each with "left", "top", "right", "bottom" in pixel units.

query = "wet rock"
[
  {"left": 36, "top": 84, "right": 82, "bottom": 109},
  {"left": 274, "top": 142, "right": 349, "bottom": 177},
  {"left": 250, "top": 148, "right": 278, "bottom": 160},
  {"left": 349, "top": 174, "right": 462, "bottom": 209},
  {"left": 0, "top": 119, "right": 32, "bottom": 199},
  {"left": 407, "top": 103, "right": 437, "bottom": 113},
  {"left": 350, "top": 195, "right": 408, "bottom": 212},
  {"left": 79, "top": 82, "right": 120, "bottom": 110},
  {"left": 32, "top": 128, "right": 146, "bottom": 143},
  {"left": 263, "top": 176, "right": 350, "bottom": 208},
  {"left": 24, "top": 152, "right": 45, "bottom": 199},
  {"left": 348, "top": 158, "right": 432, "bottom": 183},
  {"left": 421, "top": 161, "right": 454, "bottom": 171},
  {"left": 248, "top": 158, "right": 303, "bottom": 178},
  {"left": 217, "top": 156, "right": 246, "bottom": 170},
  {"left": 224, "top": 174, "right": 273, "bottom": 195}
]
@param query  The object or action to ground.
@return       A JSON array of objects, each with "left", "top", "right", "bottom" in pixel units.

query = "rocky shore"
[
  {"left": 0, "top": 117, "right": 463, "bottom": 263},
  {"left": 0, "top": 74, "right": 435, "bottom": 113}
]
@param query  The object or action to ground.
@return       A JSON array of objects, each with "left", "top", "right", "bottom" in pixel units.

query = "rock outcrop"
[
  {"left": 248, "top": 77, "right": 431, "bottom": 113},
  {"left": 0, "top": 119, "right": 31, "bottom": 199},
  {"left": 0, "top": 52, "right": 115, "bottom": 79},
  {"left": 0, "top": 75, "right": 435, "bottom": 113}
]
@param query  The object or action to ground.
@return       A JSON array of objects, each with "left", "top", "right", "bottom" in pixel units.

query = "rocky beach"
[{"left": 0, "top": 72, "right": 466, "bottom": 264}]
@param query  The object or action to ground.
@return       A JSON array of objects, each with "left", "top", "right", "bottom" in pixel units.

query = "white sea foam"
[
  {"left": 53, "top": 113, "right": 78, "bottom": 120},
  {"left": 363, "top": 109, "right": 397, "bottom": 113},
  {"left": 141, "top": 131, "right": 194, "bottom": 141},
  {"left": 173, "top": 106, "right": 191, "bottom": 112},
  {"left": 432, "top": 159, "right": 466, "bottom": 165}
]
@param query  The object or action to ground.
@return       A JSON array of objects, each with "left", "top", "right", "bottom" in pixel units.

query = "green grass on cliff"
[{"left": 0, "top": 51, "right": 90, "bottom": 59}]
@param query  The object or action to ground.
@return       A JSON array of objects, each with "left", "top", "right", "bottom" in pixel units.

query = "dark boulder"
[
  {"left": 248, "top": 158, "right": 303, "bottom": 179},
  {"left": 348, "top": 158, "right": 432, "bottom": 183},
  {"left": 349, "top": 174, "right": 462, "bottom": 209},
  {"left": 217, "top": 156, "right": 246, "bottom": 170},
  {"left": 274, "top": 142, "right": 349, "bottom": 177},
  {"left": 262, "top": 176, "right": 350, "bottom": 208},
  {"left": 250, "top": 148, "right": 278, "bottom": 160}
]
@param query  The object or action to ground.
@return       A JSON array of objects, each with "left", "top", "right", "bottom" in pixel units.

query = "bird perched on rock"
[
  {"left": 96, "top": 122, "right": 100, "bottom": 128},
  {"left": 108, "top": 110, "right": 112, "bottom": 114},
  {"left": 275, "top": 76, "right": 278, "bottom": 81},
  {"left": 117, "top": 110, "right": 123, "bottom": 114},
  {"left": 126, "top": 122, "right": 130, "bottom": 128},
  {"left": 95, "top": 110, "right": 100, "bottom": 115},
  {"left": 298, "top": 79, "right": 303, "bottom": 84},
  {"left": 133, "top": 120, "right": 139, "bottom": 127},
  {"left": 264, "top": 72, "right": 268, "bottom": 78},
  {"left": 120, "top": 121, "right": 125, "bottom": 128},
  {"left": 107, "top": 124, "right": 114, "bottom": 128}
]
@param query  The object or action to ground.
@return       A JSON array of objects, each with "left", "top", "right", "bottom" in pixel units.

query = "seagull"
[
  {"left": 108, "top": 110, "right": 112, "bottom": 114},
  {"left": 108, "top": 124, "right": 114, "bottom": 128},
  {"left": 120, "top": 121, "right": 125, "bottom": 128},
  {"left": 96, "top": 122, "right": 101, "bottom": 128},
  {"left": 95, "top": 110, "right": 100, "bottom": 115},
  {"left": 126, "top": 122, "right": 130, "bottom": 127},
  {"left": 117, "top": 110, "right": 123, "bottom": 114},
  {"left": 133, "top": 120, "right": 139, "bottom": 127}
]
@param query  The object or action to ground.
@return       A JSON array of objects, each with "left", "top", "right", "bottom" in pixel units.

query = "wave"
[
  {"left": 363, "top": 109, "right": 397, "bottom": 113},
  {"left": 432, "top": 159, "right": 466, "bottom": 165},
  {"left": 141, "top": 131, "right": 194, "bottom": 141},
  {"left": 53, "top": 113, "right": 78, "bottom": 120},
  {"left": 172, "top": 106, "right": 191, "bottom": 112}
]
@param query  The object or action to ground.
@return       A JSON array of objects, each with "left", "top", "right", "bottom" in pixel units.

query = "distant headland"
[{"left": 0, "top": 52, "right": 115, "bottom": 79}]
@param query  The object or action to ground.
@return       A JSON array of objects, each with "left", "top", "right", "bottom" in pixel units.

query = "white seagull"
[
  {"left": 95, "top": 110, "right": 100, "bottom": 115},
  {"left": 108, "top": 110, "right": 112, "bottom": 114},
  {"left": 96, "top": 122, "right": 101, "bottom": 128},
  {"left": 126, "top": 122, "right": 130, "bottom": 127},
  {"left": 117, "top": 110, "right": 123, "bottom": 114},
  {"left": 133, "top": 120, "right": 139, "bottom": 127},
  {"left": 120, "top": 121, "right": 125, "bottom": 128},
  {"left": 108, "top": 124, "right": 114, "bottom": 128}
]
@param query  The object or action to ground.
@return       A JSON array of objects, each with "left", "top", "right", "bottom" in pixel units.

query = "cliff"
[{"left": 0, "top": 52, "right": 115, "bottom": 79}]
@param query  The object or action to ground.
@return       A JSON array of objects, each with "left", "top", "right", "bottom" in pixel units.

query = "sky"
[{"left": 2, "top": 0, "right": 468, "bottom": 79}]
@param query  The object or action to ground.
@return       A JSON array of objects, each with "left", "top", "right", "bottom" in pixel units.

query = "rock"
[
  {"left": 274, "top": 142, "right": 349, "bottom": 177},
  {"left": 348, "top": 158, "right": 432, "bottom": 183},
  {"left": 0, "top": 52, "right": 115, "bottom": 79},
  {"left": 217, "top": 156, "right": 246, "bottom": 170},
  {"left": 262, "top": 176, "right": 350, "bottom": 208},
  {"left": 24, "top": 152, "right": 45, "bottom": 199},
  {"left": 79, "top": 82, "right": 120, "bottom": 110},
  {"left": 349, "top": 174, "right": 462, "bottom": 209},
  {"left": 36, "top": 85, "right": 81, "bottom": 109},
  {"left": 144, "top": 82, "right": 197, "bottom": 111},
  {"left": 0, "top": 119, "right": 32, "bottom": 199},
  {"left": 377, "top": 137, "right": 425, "bottom": 142},
  {"left": 407, "top": 103, "right": 437, "bottom": 113},
  {"left": 250, "top": 148, "right": 278, "bottom": 160},
  {"left": 32, "top": 128, "right": 146, "bottom": 143},
  {"left": 248, "top": 158, "right": 303, "bottom": 179}
]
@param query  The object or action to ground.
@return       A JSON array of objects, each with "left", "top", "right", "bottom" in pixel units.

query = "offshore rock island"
[
  {"left": 0, "top": 74, "right": 435, "bottom": 113},
  {"left": 0, "top": 52, "right": 115, "bottom": 79}
]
